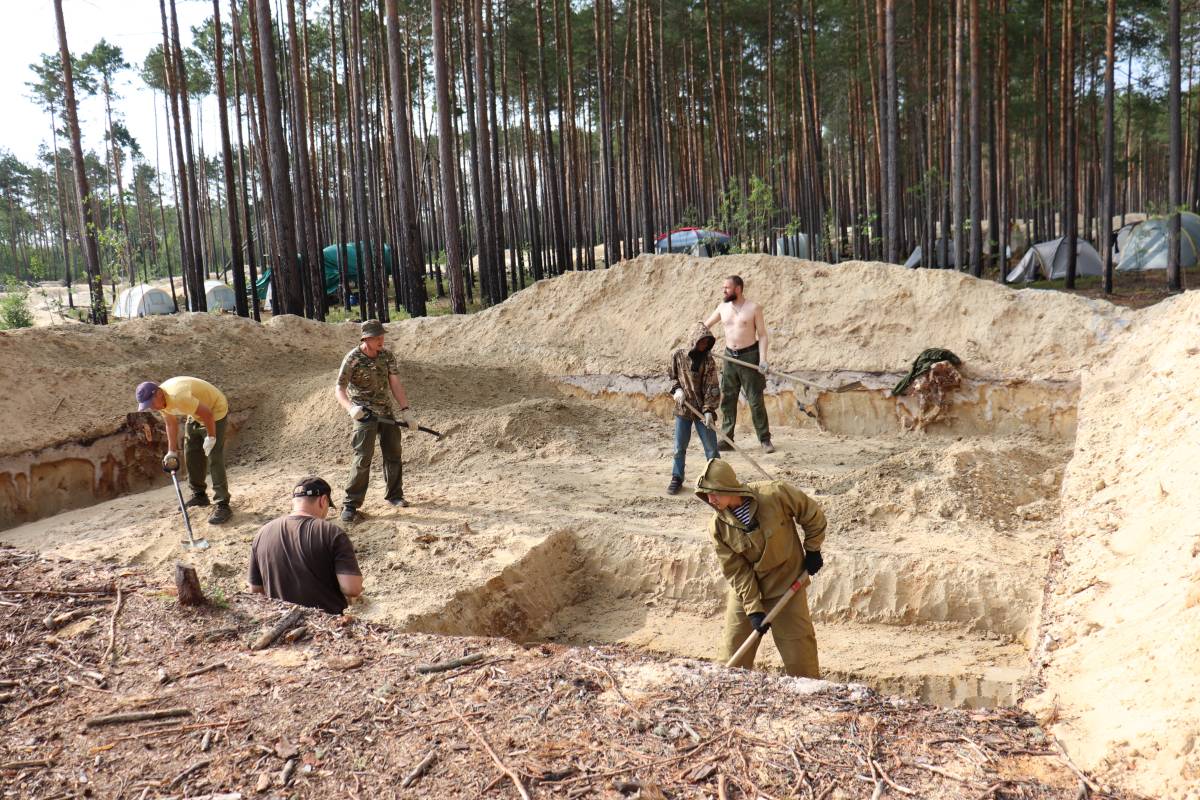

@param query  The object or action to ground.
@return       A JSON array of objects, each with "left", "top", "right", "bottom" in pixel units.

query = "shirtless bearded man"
[{"left": 703, "top": 275, "right": 774, "bottom": 454}]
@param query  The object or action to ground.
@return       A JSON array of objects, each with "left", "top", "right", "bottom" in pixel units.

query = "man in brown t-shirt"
[{"left": 248, "top": 477, "right": 363, "bottom": 614}]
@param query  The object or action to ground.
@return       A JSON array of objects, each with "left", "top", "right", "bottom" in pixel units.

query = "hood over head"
[
  {"left": 694, "top": 458, "right": 753, "bottom": 501},
  {"left": 685, "top": 322, "right": 716, "bottom": 355}
]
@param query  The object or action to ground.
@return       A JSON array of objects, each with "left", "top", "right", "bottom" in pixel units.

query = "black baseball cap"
[{"left": 292, "top": 476, "right": 337, "bottom": 508}]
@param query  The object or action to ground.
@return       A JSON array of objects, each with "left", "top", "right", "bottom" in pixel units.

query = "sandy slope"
[{"left": 1028, "top": 292, "right": 1200, "bottom": 799}]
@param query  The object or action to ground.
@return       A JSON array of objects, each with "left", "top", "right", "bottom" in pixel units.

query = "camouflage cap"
[{"left": 360, "top": 319, "right": 385, "bottom": 339}]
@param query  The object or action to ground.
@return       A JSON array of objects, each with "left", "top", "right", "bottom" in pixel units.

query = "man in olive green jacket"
[{"left": 695, "top": 458, "right": 826, "bottom": 678}]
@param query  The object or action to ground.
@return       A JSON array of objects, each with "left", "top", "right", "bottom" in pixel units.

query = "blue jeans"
[{"left": 673, "top": 415, "right": 719, "bottom": 479}]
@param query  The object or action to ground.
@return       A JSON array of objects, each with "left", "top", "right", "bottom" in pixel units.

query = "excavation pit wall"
[
  {"left": 404, "top": 525, "right": 1038, "bottom": 710},
  {"left": 556, "top": 372, "right": 1079, "bottom": 441},
  {"left": 0, "top": 412, "right": 246, "bottom": 531}
]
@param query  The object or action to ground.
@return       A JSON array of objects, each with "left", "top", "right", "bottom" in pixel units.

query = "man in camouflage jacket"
[
  {"left": 666, "top": 322, "right": 722, "bottom": 495},
  {"left": 333, "top": 319, "right": 421, "bottom": 520}
]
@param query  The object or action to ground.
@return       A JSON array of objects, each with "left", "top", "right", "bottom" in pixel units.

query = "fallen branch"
[
  {"left": 43, "top": 607, "right": 92, "bottom": 630},
  {"left": 180, "top": 662, "right": 229, "bottom": 680},
  {"left": 906, "top": 761, "right": 976, "bottom": 785},
  {"left": 0, "top": 758, "right": 53, "bottom": 770},
  {"left": 870, "top": 758, "right": 916, "bottom": 795},
  {"left": 102, "top": 584, "right": 124, "bottom": 667},
  {"left": 88, "top": 719, "right": 249, "bottom": 752},
  {"left": 12, "top": 696, "right": 58, "bottom": 722},
  {"left": 400, "top": 748, "right": 438, "bottom": 788},
  {"left": 250, "top": 608, "right": 306, "bottom": 651},
  {"left": 1054, "top": 742, "right": 1103, "bottom": 794},
  {"left": 415, "top": 653, "right": 484, "bottom": 674},
  {"left": 167, "top": 757, "right": 211, "bottom": 789},
  {"left": 456, "top": 709, "right": 531, "bottom": 800},
  {"left": 85, "top": 707, "right": 192, "bottom": 728}
]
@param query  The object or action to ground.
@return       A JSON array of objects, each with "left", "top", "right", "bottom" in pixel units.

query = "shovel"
[
  {"left": 726, "top": 572, "right": 811, "bottom": 668},
  {"left": 166, "top": 467, "right": 209, "bottom": 551},
  {"left": 680, "top": 398, "right": 773, "bottom": 481},
  {"left": 362, "top": 411, "right": 445, "bottom": 441}
]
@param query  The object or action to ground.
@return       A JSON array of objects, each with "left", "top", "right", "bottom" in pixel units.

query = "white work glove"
[
  {"left": 348, "top": 404, "right": 368, "bottom": 421},
  {"left": 703, "top": 411, "right": 716, "bottom": 430},
  {"left": 162, "top": 451, "right": 180, "bottom": 472},
  {"left": 202, "top": 436, "right": 217, "bottom": 457},
  {"left": 671, "top": 388, "right": 684, "bottom": 404},
  {"left": 400, "top": 408, "right": 417, "bottom": 430},
  {"left": 758, "top": 358, "right": 769, "bottom": 375}
]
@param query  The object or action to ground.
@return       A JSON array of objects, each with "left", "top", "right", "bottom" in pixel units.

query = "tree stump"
[{"left": 175, "top": 564, "right": 206, "bottom": 606}]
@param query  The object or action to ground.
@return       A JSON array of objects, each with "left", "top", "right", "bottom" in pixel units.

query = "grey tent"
[
  {"left": 203, "top": 280, "right": 238, "bottom": 311},
  {"left": 1115, "top": 212, "right": 1200, "bottom": 271},
  {"left": 776, "top": 233, "right": 814, "bottom": 259},
  {"left": 112, "top": 284, "right": 175, "bottom": 318},
  {"left": 903, "top": 239, "right": 957, "bottom": 269},
  {"left": 1006, "top": 237, "right": 1104, "bottom": 282}
]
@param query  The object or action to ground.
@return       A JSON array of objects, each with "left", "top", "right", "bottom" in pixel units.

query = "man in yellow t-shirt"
[{"left": 136, "top": 376, "right": 232, "bottom": 524}]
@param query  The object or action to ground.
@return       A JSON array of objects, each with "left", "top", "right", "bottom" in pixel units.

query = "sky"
[{"left": 1, "top": 0, "right": 221, "bottom": 168}]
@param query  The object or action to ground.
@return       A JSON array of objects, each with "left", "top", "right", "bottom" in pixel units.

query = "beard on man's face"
[{"left": 723, "top": 289, "right": 737, "bottom": 302}]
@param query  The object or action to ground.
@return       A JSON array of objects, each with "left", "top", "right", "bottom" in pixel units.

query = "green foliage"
[
  {"left": 707, "top": 176, "right": 778, "bottom": 253},
  {"left": 0, "top": 281, "right": 34, "bottom": 330}
]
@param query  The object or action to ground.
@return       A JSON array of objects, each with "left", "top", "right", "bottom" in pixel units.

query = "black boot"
[
  {"left": 184, "top": 493, "right": 210, "bottom": 508},
  {"left": 667, "top": 475, "right": 683, "bottom": 495},
  {"left": 718, "top": 440, "right": 734, "bottom": 452},
  {"left": 207, "top": 503, "right": 232, "bottom": 524}
]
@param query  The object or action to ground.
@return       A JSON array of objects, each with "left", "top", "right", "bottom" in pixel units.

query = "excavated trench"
[
  {"left": 0, "top": 412, "right": 245, "bottom": 531},
  {"left": 400, "top": 372, "right": 1073, "bottom": 710},
  {"left": 3, "top": 368, "right": 1072, "bottom": 710}
]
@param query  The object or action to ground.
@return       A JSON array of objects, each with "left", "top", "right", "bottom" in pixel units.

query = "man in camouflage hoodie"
[
  {"left": 333, "top": 319, "right": 422, "bottom": 520},
  {"left": 666, "top": 322, "right": 722, "bottom": 495},
  {"left": 695, "top": 458, "right": 826, "bottom": 678}
]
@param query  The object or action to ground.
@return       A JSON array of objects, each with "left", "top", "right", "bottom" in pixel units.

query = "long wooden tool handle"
[
  {"left": 725, "top": 573, "right": 811, "bottom": 668},
  {"left": 714, "top": 351, "right": 829, "bottom": 392},
  {"left": 681, "top": 398, "right": 773, "bottom": 481}
]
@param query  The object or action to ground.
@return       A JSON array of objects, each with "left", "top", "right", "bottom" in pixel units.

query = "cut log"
[
  {"left": 175, "top": 564, "right": 206, "bottom": 607},
  {"left": 250, "top": 608, "right": 306, "bottom": 651},
  {"left": 85, "top": 707, "right": 192, "bottom": 728},
  {"left": 414, "top": 653, "right": 484, "bottom": 674}
]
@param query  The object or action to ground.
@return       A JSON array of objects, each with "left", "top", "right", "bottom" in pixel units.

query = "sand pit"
[{"left": 0, "top": 255, "right": 1194, "bottom": 797}]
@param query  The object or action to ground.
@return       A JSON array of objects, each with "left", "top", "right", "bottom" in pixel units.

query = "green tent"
[{"left": 256, "top": 244, "right": 391, "bottom": 301}]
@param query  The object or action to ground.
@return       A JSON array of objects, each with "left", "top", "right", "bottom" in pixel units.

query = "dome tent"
[
  {"left": 1116, "top": 212, "right": 1200, "bottom": 271},
  {"left": 112, "top": 284, "right": 175, "bottom": 318},
  {"left": 203, "top": 280, "right": 238, "bottom": 312},
  {"left": 903, "top": 239, "right": 957, "bottom": 269},
  {"left": 1006, "top": 237, "right": 1104, "bottom": 282}
]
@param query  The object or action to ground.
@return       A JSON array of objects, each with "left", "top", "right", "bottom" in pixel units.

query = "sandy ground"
[{"left": 1, "top": 254, "right": 1196, "bottom": 797}]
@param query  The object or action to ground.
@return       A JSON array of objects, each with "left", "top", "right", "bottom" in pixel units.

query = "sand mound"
[
  {"left": 403, "top": 255, "right": 1134, "bottom": 378},
  {"left": 0, "top": 313, "right": 360, "bottom": 457},
  {"left": 1029, "top": 291, "right": 1200, "bottom": 798}
]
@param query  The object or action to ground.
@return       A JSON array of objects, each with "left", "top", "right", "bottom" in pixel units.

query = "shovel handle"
[
  {"left": 725, "top": 573, "right": 811, "bottom": 669},
  {"left": 680, "top": 398, "right": 773, "bottom": 481}
]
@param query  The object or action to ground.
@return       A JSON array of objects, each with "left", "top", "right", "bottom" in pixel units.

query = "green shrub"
[{"left": 0, "top": 282, "right": 34, "bottom": 330}]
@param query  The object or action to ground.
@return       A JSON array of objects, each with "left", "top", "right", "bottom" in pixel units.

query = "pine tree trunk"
[
  {"left": 249, "top": 0, "right": 303, "bottom": 315},
  {"left": 213, "top": 0, "right": 248, "bottom": 317},
  {"left": 431, "top": 0, "right": 467, "bottom": 313},
  {"left": 53, "top": 0, "right": 106, "bottom": 324},
  {"left": 1102, "top": 0, "right": 1115, "bottom": 294},
  {"left": 1168, "top": 0, "right": 1182, "bottom": 291}
]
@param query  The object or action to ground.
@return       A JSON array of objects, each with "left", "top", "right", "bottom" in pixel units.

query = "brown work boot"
[
  {"left": 761, "top": 438, "right": 776, "bottom": 454},
  {"left": 207, "top": 503, "right": 232, "bottom": 524}
]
